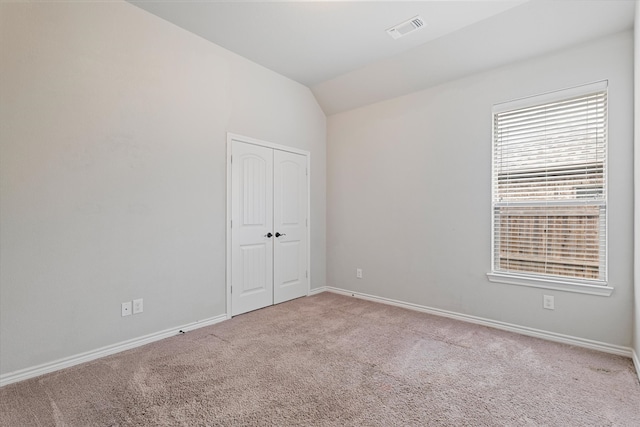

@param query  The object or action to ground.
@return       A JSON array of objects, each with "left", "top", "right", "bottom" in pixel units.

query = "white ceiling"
[{"left": 129, "top": 1, "right": 636, "bottom": 115}]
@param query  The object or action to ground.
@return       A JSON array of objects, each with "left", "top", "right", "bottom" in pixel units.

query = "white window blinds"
[{"left": 492, "top": 82, "right": 607, "bottom": 283}]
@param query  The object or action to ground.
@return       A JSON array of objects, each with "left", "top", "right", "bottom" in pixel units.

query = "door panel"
[
  {"left": 240, "top": 244, "right": 267, "bottom": 293},
  {"left": 273, "top": 150, "right": 308, "bottom": 304},
  {"left": 231, "top": 141, "right": 273, "bottom": 316},
  {"left": 279, "top": 161, "right": 300, "bottom": 225},
  {"left": 279, "top": 241, "right": 300, "bottom": 285}
]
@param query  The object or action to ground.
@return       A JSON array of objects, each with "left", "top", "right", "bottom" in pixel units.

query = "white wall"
[
  {"left": 633, "top": 1, "right": 640, "bottom": 363},
  {"left": 0, "top": 1, "right": 326, "bottom": 376},
  {"left": 327, "top": 31, "right": 634, "bottom": 347}
]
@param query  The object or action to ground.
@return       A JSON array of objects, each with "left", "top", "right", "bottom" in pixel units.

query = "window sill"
[{"left": 486, "top": 272, "right": 613, "bottom": 296}]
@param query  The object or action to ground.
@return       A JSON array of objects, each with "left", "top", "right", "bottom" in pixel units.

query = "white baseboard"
[
  {"left": 308, "top": 286, "right": 327, "bottom": 296},
  {"left": 633, "top": 350, "right": 640, "bottom": 383},
  {"left": 322, "top": 286, "right": 633, "bottom": 358},
  {"left": 4, "top": 292, "right": 636, "bottom": 387},
  {"left": 0, "top": 314, "right": 227, "bottom": 388}
]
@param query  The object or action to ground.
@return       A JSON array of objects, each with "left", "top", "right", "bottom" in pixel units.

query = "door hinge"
[
  {"left": 231, "top": 286, "right": 233, "bottom": 294},
  {"left": 306, "top": 270, "right": 308, "bottom": 279},
  {"left": 230, "top": 155, "right": 233, "bottom": 163},
  {"left": 306, "top": 218, "right": 308, "bottom": 227},
  {"left": 230, "top": 220, "right": 232, "bottom": 228}
]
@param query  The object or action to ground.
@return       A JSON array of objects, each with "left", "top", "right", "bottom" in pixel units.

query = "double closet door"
[{"left": 231, "top": 140, "right": 309, "bottom": 316}]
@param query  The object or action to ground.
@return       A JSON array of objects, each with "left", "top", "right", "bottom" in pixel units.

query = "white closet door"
[
  {"left": 231, "top": 141, "right": 274, "bottom": 316},
  {"left": 273, "top": 150, "right": 308, "bottom": 304}
]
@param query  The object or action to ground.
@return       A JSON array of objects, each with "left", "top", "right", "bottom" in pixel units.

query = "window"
[{"left": 488, "top": 82, "right": 612, "bottom": 296}]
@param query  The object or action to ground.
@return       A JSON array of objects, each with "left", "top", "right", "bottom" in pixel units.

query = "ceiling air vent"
[{"left": 386, "top": 16, "right": 425, "bottom": 40}]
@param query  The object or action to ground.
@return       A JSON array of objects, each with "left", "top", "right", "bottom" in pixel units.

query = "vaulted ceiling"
[{"left": 129, "top": 1, "right": 636, "bottom": 115}]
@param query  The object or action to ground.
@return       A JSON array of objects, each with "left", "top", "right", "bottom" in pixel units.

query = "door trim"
[{"left": 226, "top": 133, "right": 311, "bottom": 318}]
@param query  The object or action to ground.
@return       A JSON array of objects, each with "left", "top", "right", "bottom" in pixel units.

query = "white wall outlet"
[
  {"left": 543, "top": 295, "right": 555, "bottom": 310},
  {"left": 133, "top": 298, "right": 143, "bottom": 314},
  {"left": 356, "top": 268, "right": 363, "bottom": 279},
  {"left": 121, "top": 301, "right": 132, "bottom": 317}
]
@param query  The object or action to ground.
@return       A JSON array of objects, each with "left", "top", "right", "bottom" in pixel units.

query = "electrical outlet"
[
  {"left": 121, "top": 301, "right": 132, "bottom": 317},
  {"left": 133, "top": 298, "right": 143, "bottom": 314},
  {"left": 543, "top": 295, "right": 555, "bottom": 310},
  {"left": 356, "top": 268, "right": 363, "bottom": 279}
]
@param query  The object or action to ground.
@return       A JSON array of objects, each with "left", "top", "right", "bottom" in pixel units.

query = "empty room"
[{"left": 1, "top": 0, "right": 639, "bottom": 425}]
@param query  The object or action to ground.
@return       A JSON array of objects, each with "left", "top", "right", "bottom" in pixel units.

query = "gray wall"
[
  {"left": 327, "top": 31, "right": 634, "bottom": 347},
  {"left": 0, "top": 2, "right": 326, "bottom": 375},
  {"left": 634, "top": 2, "right": 640, "bottom": 361}
]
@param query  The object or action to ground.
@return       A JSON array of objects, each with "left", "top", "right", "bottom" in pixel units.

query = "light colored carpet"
[{"left": 1, "top": 292, "right": 639, "bottom": 426}]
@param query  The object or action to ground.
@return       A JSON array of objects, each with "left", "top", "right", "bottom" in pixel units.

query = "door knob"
[
  {"left": 275, "top": 232, "right": 286, "bottom": 238},
  {"left": 265, "top": 232, "right": 273, "bottom": 238}
]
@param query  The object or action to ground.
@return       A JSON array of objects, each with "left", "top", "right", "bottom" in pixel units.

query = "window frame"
[{"left": 487, "top": 81, "right": 613, "bottom": 297}]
